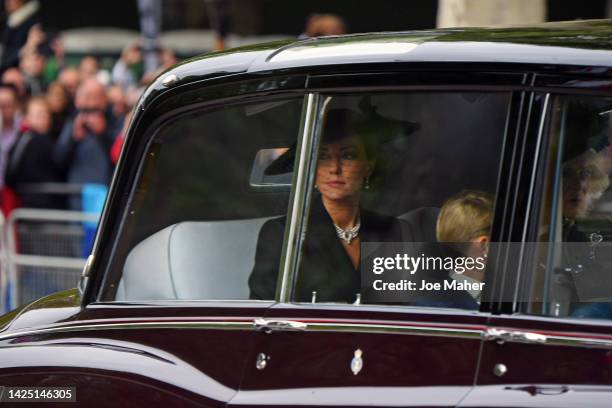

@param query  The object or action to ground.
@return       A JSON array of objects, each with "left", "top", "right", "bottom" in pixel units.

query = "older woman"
[{"left": 249, "top": 109, "right": 405, "bottom": 303}]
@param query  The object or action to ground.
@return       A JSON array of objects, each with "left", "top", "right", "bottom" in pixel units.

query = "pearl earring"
[{"left": 364, "top": 176, "right": 370, "bottom": 190}]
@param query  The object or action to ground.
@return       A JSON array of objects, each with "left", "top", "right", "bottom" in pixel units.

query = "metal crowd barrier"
[
  {"left": 4, "top": 209, "right": 100, "bottom": 311},
  {"left": 0, "top": 212, "right": 5, "bottom": 313}
]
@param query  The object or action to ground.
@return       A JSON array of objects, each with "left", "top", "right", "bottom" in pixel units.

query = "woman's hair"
[{"left": 437, "top": 190, "right": 494, "bottom": 243}]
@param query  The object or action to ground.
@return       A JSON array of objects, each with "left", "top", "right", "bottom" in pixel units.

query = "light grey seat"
[{"left": 116, "top": 217, "right": 272, "bottom": 301}]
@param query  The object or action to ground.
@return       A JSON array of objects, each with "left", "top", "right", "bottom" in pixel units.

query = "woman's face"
[
  {"left": 562, "top": 150, "right": 610, "bottom": 220},
  {"left": 315, "top": 135, "right": 373, "bottom": 202},
  {"left": 46, "top": 84, "right": 68, "bottom": 113}
]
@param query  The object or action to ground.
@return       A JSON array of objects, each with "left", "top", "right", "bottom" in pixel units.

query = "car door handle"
[
  {"left": 484, "top": 328, "right": 548, "bottom": 345},
  {"left": 254, "top": 319, "right": 308, "bottom": 333}
]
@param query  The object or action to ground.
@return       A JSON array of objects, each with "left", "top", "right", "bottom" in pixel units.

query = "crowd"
[
  {"left": 0, "top": 0, "right": 348, "bottom": 215},
  {"left": 0, "top": 0, "right": 179, "bottom": 213}
]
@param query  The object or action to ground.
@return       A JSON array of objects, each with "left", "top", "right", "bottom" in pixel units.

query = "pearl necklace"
[{"left": 333, "top": 219, "right": 361, "bottom": 244}]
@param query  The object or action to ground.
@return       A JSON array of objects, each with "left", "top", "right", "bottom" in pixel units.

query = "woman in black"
[{"left": 249, "top": 108, "right": 404, "bottom": 303}]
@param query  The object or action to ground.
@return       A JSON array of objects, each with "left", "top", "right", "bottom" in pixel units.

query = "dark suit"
[{"left": 249, "top": 196, "right": 404, "bottom": 303}]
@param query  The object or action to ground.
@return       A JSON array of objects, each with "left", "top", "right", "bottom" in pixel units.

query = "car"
[{"left": 2, "top": 19, "right": 612, "bottom": 408}]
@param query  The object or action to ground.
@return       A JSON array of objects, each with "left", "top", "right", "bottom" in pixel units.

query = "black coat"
[
  {"left": 0, "top": 7, "right": 40, "bottom": 72},
  {"left": 249, "top": 196, "right": 404, "bottom": 303},
  {"left": 5, "top": 130, "right": 65, "bottom": 209}
]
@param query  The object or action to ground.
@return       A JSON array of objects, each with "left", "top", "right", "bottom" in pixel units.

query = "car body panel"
[{"left": 237, "top": 305, "right": 486, "bottom": 407}]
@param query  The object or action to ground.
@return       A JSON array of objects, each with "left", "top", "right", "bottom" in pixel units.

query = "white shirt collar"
[
  {"left": 8, "top": 1, "right": 39, "bottom": 28},
  {"left": 449, "top": 271, "right": 482, "bottom": 301}
]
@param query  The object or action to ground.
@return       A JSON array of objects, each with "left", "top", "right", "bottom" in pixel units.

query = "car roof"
[{"left": 141, "top": 19, "right": 612, "bottom": 105}]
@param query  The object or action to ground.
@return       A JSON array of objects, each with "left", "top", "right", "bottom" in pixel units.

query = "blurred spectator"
[
  {"left": 0, "top": 83, "right": 22, "bottom": 187},
  {"left": 20, "top": 24, "right": 64, "bottom": 84},
  {"left": 110, "top": 110, "right": 132, "bottom": 165},
  {"left": 140, "top": 46, "right": 177, "bottom": 86},
  {"left": 111, "top": 41, "right": 143, "bottom": 90},
  {"left": 109, "top": 86, "right": 142, "bottom": 165},
  {"left": 19, "top": 48, "right": 46, "bottom": 95},
  {"left": 79, "top": 56, "right": 100, "bottom": 80},
  {"left": 5, "top": 96, "right": 64, "bottom": 208},
  {"left": 45, "top": 81, "right": 69, "bottom": 139},
  {"left": 2, "top": 67, "right": 28, "bottom": 101},
  {"left": 107, "top": 85, "right": 128, "bottom": 118},
  {"left": 302, "top": 13, "right": 347, "bottom": 38},
  {"left": 58, "top": 67, "right": 80, "bottom": 102},
  {"left": 0, "top": 0, "right": 40, "bottom": 72},
  {"left": 53, "top": 78, "right": 122, "bottom": 209}
]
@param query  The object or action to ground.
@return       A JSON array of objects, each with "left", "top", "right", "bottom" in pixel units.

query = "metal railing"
[
  {"left": 0, "top": 182, "right": 107, "bottom": 312},
  {"left": 0, "top": 212, "right": 5, "bottom": 313},
  {"left": 3, "top": 209, "right": 100, "bottom": 311}
]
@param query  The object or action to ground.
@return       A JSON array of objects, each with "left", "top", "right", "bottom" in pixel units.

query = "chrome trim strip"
[
  {"left": 541, "top": 335, "right": 612, "bottom": 349},
  {"left": 0, "top": 321, "right": 255, "bottom": 342},
  {"left": 0, "top": 319, "right": 484, "bottom": 343},
  {"left": 513, "top": 92, "right": 550, "bottom": 309},
  {"left": 304, "top": 322, "right": 483, "bottom": 339},
  {"left": 3, "top": 318, "right": 610, "bottom": 350},
  {"left": 484, "top": 326, "right": 612, "bottom": 349},
  {"left": 278, "top": 93, "right": 322, "bottom": 302}
]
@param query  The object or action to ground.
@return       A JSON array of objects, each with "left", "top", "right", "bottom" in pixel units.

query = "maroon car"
[{"left": 1, "top": 20, "right": 612, "bottom": 407}]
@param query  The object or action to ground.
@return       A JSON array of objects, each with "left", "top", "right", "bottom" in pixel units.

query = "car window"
[
  {"left": 103, "top": 98, "right": 304, "bottom": 301},
  {"left": 525, "top": 94, "right": 612, "bottom": 320},
  {"left": 248, "top": 92, "right": 511, "bottom": 307}
]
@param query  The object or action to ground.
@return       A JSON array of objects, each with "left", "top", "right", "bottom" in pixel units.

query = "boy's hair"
[{"left": 437, "top": 190, "right": 494, "bottom": 242}]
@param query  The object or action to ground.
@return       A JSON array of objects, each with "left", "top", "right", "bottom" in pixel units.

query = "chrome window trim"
[
  {"left": 513, "top": 92, "right": 550, "bottom": 309},
  {"left": 278, "top": 93, "right": 322, "bottom": 302}
]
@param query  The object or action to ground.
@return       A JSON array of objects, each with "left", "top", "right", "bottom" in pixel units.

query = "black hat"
[{"left": 265, "top": 100, "right": 420, "bottom": 175}]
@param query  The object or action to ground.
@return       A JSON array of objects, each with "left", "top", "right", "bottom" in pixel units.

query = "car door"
[
  {"left": 0, "top": 79, "right": 309, "bottom": 407},
  {"left": 464, "top": 77, "right": 612, "bottom": 407},
  {"left": 233, "top": 72, "right": 531, "bottom": 407}
]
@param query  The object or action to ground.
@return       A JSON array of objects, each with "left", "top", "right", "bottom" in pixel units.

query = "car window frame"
[
  {"left": 285, "top": 71, "right": 532, "bottom": 316},
  {"left": 509, "top": 73, "right": 612, "bottom": 326},
  {"left": 85, "top": 75, "right": 308, "bottom": 306},
  {"left": 84, "top": 69, "right": 546, "bottom": 316}
]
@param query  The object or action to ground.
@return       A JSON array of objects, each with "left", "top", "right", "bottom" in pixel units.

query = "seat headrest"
[{"left": 398, "top": 207, "right": 440, "bottom": 242}]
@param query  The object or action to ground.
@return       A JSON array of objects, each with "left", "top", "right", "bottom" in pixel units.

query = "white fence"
[{"left": 1, "top": 209, "right": 100, "bottom": 312}]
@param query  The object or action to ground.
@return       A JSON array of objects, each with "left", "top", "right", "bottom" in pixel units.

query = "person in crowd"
[
  {"left": 45, "top": 81, "right": 70, "bottom": 139},
  {"left": 2, "top": 67, "right": 28, "bottom": 101},
  {"left": 57, "top": 67, "right": 80, "bottom": 104},
  {"left": 301, "top": 13, "right": 347, "bottom": 38},
  {"left": 140, "top": 46, "right": 177, "bottom": 86},
  {"left": 53, "top": 78, "right": 122, "bottom": 209},
  {"left": 0, "top": 0, "right": 40, "bottom": 72},
  {"left": 19, "top": 23, "right": 63, "bottom": 84},
  {"left": 111, "top": 41, "right": 143, "bottom": 90},
  {"left": 19, "top": 48, "right": 46, "bottom": 95},
  {"left": 110, "top": 110, "right": 132, "bottom": 165},
  {"left": 109, "top": 87, "right": 142, "bottom": 165},
  {"left": 5, "top": 96, "right": 64, "bottom": 208},
  {"left": 249, "top": 108, "right": 404, "bottom": 303},
  {"left": 107, "top": 85, "right": 128, "bottom": 118},
  {"left": 79, "top": 56, "right": 100, "bottom": 81},
  {"left": 0, "top": 83, "right": 23, "bottom": 188}
]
